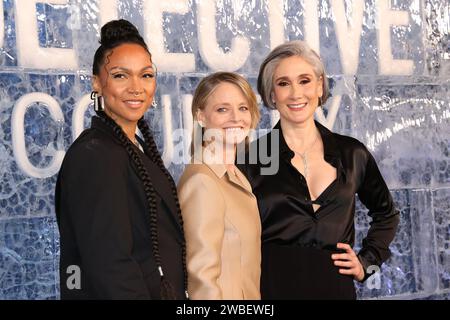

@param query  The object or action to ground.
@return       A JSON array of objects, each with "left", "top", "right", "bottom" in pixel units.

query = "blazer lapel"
[
  {"left": 227, "top": 169, "right": 253, "bottom": 195},
  {"left": 193, "top": 149, "right": 254, "bottom": 196},
  {"left": 137, "top": 145, "right": 184, "bottom": 234},
  {"left": 91, "top": 117, "right": 183, "bottom": 233}
]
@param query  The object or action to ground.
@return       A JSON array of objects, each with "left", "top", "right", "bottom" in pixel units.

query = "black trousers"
[{"left": 261, "top": 243, "right": 357, "bottom": 300}]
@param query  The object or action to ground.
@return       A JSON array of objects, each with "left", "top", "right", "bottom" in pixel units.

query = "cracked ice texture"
[{"left": 0, "top": 0, "right": 449, "bottom": 299}]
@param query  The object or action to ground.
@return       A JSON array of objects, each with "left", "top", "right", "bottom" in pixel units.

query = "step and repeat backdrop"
[{"left": 0, "top": 0, "right": 449, "bottom": 299}]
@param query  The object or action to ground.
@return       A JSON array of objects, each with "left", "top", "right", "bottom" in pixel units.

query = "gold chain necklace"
[{"left": 293, "top": 132, "right": 319, "bottom": 179}]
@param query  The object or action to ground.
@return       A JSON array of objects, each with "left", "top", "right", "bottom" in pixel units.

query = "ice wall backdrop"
[{"left": 0, "top": 0, "right": 448, "bottom": 300}]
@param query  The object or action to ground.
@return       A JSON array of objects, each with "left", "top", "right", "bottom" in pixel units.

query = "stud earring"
[
  {"left": 91, "top": 91, "right": 104, "bottom": 112},
  {"left": 151, "top": 100, "right": 157, "bottom": 108},
  {"left": 271, "top": 94, "right": 276, "bottom": 107}
]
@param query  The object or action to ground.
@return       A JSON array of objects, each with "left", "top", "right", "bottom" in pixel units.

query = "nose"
[
  {"left": 290, "top": 83, "right": 304, "bottom": 100},
  {"left": 229, "top": 108, "right": 241, "bottom": 122},
  {"left": 128, "top": 77, "right": 143, "bottom": 95}
]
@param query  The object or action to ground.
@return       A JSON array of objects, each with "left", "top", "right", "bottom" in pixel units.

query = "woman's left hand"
[{"left": 331, "top": 243, "right": 365, "bottom": 282}]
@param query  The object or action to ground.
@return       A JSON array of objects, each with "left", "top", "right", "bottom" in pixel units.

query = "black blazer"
[{"left": 55, "top": 117, "right": 186, "bottom": 299}]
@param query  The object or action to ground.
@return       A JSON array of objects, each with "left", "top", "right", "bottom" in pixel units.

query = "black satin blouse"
[{"left": 238, "top": 121, "right": 399, "bottom": 278}]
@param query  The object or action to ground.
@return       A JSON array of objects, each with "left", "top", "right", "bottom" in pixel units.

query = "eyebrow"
[
  {"left": 109, "top": 65, "right": 154, "bottom": 72},
  {"left": 275, "top": 74, "right": 313, "bottom": 82},
  {"left": 213, "top": 101, "right": 248, "bottom": 107}
]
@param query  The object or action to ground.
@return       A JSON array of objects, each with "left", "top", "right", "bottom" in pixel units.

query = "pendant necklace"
[{"left": 293, "top": 132, "right": 319, "bottom": 179}]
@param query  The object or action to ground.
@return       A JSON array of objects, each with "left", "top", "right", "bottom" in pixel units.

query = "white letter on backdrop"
[
  {"left": 143, "top": 0, "right": 195, "bottom": 72},
  {"left": 181, "top": 94, "right": 193, "bottom": 162},
  {"left": 376, "top": 0, "right": 413, "bottom": 75},
  {"left": 12, "top": 93, "right": 65, "bottom": 178},
  {"left": 98, "top": 0, "right": 118, "bottom": 27},
  {"left": 267, "top": 0, "right": 286, "bottom": 49},
  {"left": 161, "top": 95, "right": 174, "bottom": 166},
  {"left": 72, "top": 94, "right": 92, "bottom": 141},
  {"left": 14, "top": 0, "right": 77, "bottom": 69},
  {"left": 332, "top": 0, "right": 365, "bottom": 74},
  {"left": 197, "top": 0, "right": 250, "bottom": 71},
  {"left": 303, "top": 0, "right": 320, "bottom": 54},
  {"left": 0, "top": 0, "right": 4, "bottom": 49}
]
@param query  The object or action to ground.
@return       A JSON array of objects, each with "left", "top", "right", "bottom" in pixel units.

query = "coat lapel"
[
  {"left": 227, "top": 169, "right": 253, "bottom": 195},
  {"left": 138, "top": 147, "right": 184, "bottom": 233},
  {"left": 90, "top": 117, "right": 184, "bottom": 234},
  {"left": 194, "top": 150, "right": 254, "bottom": 196}
]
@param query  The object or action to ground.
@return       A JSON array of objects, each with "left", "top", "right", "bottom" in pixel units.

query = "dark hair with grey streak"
[{"left": 257, "top": 40, "right": 330, "bottom": 110}]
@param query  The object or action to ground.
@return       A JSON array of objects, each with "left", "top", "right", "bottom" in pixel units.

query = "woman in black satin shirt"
[{"left": 238, "top": 40, "right": 399, "bottom": 299}]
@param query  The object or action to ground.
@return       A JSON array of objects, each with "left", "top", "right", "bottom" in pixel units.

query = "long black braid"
[
  {"left": 95, "top": 111, "right": 187, "bottom": 299},
  {"left": 137, "top": 118, "right": 188, "bottom": 297}
]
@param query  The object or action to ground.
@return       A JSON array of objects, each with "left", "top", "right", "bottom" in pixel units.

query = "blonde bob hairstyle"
[
  {"left": 192, "top": 71, "right": 260, "bottom": 129},
  {"left": 190, "top": 72, "right": 260, "bottom": 155}
]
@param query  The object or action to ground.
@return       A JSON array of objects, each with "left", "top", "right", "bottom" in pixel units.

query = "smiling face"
[
  {"left": 92, "top": 43, "right": 156, "bottom": 132},
  {"left": 197, "top": 81, "right": 252, "bottom": 146},
  {"left": 272, "top": 55, "right": 323, "bottom": 126}
]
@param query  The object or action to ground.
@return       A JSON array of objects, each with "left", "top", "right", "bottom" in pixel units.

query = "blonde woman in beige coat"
[{"left": 177, "top": 72, "right": 261, "bottom": 300}]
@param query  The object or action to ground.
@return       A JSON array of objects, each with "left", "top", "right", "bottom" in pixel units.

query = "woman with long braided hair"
[{"left": 55, "top": 19, "right": 187, "bottom": 299}]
